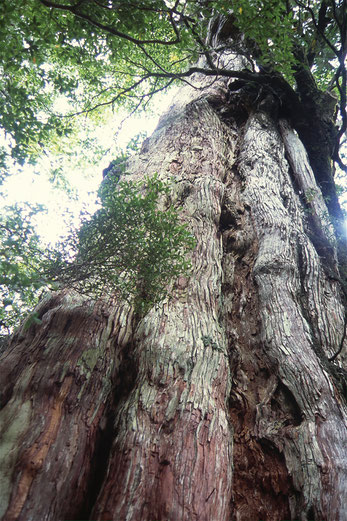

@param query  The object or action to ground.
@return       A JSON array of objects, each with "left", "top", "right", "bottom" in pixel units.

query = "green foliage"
[
  {"left": 214, "top": 0, "right": 298, "bottom": 80},
  {"left": 0, "top": 0, "right": 345, "bottom": 167},
  {"left": 212, "top": 0, "right": 344, "bottom": 88},
  {"left": 0, "top": 203, "right": 48, "bottom": 333},
  {"left": 0, "top": 174, "right": 195, "bottom": 330},
  {"left": 47, "top": 174, "right": 196, "bottom": 315},
  {"left": 0, "top": 0, "right": 192, "bottom": 165}
]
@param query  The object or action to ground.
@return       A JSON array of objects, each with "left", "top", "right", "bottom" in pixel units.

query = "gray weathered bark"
[{"left": 0, "top": 20, "right": 346, "bottom": 521}]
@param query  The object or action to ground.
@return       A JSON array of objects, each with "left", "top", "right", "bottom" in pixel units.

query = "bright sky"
[{"left": 0, "top": 90, "right": 176, "bottom": 245}]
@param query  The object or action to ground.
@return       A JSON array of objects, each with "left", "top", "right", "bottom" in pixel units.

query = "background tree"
[
  {"left": 0, "top": 202, "right": 47, "bottom": 336},
  {"left": 0, "top": 1, "right": 346, "bottom": 520}
]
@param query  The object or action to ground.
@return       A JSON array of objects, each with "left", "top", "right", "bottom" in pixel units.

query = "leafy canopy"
[
  {"left": 0, "top": 202, "right": 47, "bottom": 332},
  {"left": 0, "top": 0, "right": 346, "bottom": 169}
]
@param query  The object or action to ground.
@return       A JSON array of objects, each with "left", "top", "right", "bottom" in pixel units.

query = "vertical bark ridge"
[
  {"left": 91, "top": 98, "right": 236, "bottom": 521},
  {"left": 220, "top": 153, "right": 297, "bottom": 521},
  {"left": 279, "top": 121, "right": 344, "bottom": 358},
  {"left": 235, "top": 111, "right": 347, "bottom": 520}
]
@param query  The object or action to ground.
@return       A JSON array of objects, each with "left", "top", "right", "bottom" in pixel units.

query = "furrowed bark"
[
  {"left": 228, "top": 110, "right": 347, "bottom": 521},
  {"left": 0, "top": 292, "right": 133, "bottom": 521},
  {"left": 92, "top": 91, "right": 237, "bottom": 521}
]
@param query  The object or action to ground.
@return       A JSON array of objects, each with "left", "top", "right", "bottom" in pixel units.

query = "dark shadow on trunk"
[{"left": 76, "top": 341, "right": 139, "bottom": 520}]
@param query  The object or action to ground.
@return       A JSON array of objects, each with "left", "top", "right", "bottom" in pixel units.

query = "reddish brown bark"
[{"left": 0, "top": 292, "right": 133, "bottom": 521}]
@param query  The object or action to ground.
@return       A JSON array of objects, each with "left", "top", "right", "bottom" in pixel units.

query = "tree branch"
[
  {"left": 181, "top": 15, "right": 216, "bottom": 70},
  {"left": 39, "top": 0, "right": 181, "bottom": 46},
  {"left": 293, "top": 0, "right": 340, "bottom": 57}
]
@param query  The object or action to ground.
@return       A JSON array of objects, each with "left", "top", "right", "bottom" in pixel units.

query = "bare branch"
[
  {"left": 57, "top": 75, "right": 177, "bottom": 118},
  {"left": 334, "top": 151, "right": 347, "bottom": 172},
  {"left": 333, "top": 57, "right": 347, "bottom": 164}
]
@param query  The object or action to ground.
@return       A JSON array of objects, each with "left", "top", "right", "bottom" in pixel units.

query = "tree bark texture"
[{"left": 0, "top": 35, "right": 346, "bottom": 521}]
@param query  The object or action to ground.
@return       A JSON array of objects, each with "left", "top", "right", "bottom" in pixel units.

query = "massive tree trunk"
[{"left": 1, "top": 19, "right": 346, "bottom": 521}]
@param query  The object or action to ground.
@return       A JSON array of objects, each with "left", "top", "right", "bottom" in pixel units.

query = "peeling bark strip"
[{"left": 1, "top": 19, "right": 347, "bottom": 521}]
